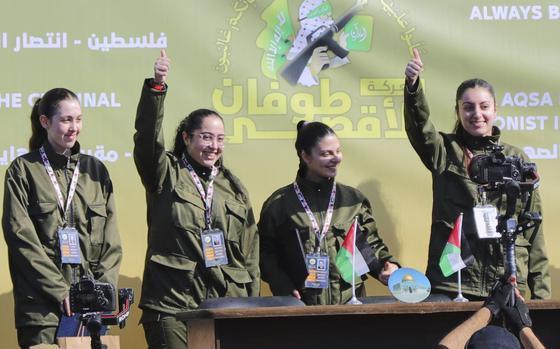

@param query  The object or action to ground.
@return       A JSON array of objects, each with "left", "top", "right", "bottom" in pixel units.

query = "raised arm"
[
  {"left": 403, "top": 48, "right": 447, "bottom": 173},
  {"left": 133, "top": 49, "right": 171, "bottom": 192}
]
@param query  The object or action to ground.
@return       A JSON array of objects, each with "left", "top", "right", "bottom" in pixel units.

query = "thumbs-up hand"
[
  {"left": 405, "top": 48, "right": 423, "bottom": 88},
  {"left": 154, "top": 49, "right": 171, "bottom": 84}
]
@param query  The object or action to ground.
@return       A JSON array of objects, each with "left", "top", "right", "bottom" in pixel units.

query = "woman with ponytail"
[
  {"left": 404, "top": 49, "right": 550, "bottom": 300},
  {"left": 2, "top": 88, "right": 122, "bottom": 348},
  {"left": 134, "top": 50, "right": 259, "bottom": 349},
  {"left": 258, "top": 121, "right": 399, "bottom": 305}
]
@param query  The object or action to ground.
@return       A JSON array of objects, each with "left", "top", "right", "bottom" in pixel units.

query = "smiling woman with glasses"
[
  {"left": 133, "top": 50, "right": 259, "bottom": 349},
  {"left": 190, "top": 132, "right": 226, "bottom": 148}
]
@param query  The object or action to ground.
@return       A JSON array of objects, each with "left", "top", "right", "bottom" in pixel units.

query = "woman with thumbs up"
[
  {"left": 403, "top": 49, "right": 550, "bottom": 301},
  {"left": 134, "top": 50, "right": 259, "bottom": 349}
]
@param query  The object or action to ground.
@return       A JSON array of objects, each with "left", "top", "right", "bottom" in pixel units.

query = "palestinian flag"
[
  {"left": 439, "top": 213, "right": 471, "bottom": 277},
  {"left": 335, "top": 218, "right": 381, "bottom": 283}
]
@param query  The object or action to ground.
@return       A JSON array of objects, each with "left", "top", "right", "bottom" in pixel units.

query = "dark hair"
[
  {"left": 29, "top": 88, "right": 79, "bottom": 150},
  {"left": 172, "top": 108, "right": 247, "bottom": 201},
  {"left": 171, "top": 108, "right": 222, "bottom": 158},
  {"left": 453, "top": 78, "right": 496, "bottom": 132},
  {"left": 295, "top": 120, "right": 336, "bottom": 176}
]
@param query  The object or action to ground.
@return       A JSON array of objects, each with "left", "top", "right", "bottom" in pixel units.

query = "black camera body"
[
  {"left": 467, "top": 144, "right": 541, "bottom": 283},
  {"left": 467, "top": 145, "right": 537, "bottom": 186},
  {"left": 70, "top": 275, "right": 116, "bottom": 313}
]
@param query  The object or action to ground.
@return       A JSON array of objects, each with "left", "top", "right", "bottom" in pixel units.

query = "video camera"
[{"left": 467, "top": 145, "right": 538, "bottom": 188}]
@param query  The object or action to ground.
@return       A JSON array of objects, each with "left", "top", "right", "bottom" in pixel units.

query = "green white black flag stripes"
[{"left": 439, "top": 213, "right": 466, "bottom": 277}]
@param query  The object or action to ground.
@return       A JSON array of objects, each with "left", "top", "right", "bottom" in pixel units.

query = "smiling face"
[
  {"left": 183, "top": 114, "right": 225, "bottom": 168},
  {"left": 301, "top": 134, "right": 342, "bottom": 181},
  {"left": 456, "top": 86, "right": 497, "bottom": 137},
  {"left": 40, "top": 98, "right": 82, "bottom": 154}
]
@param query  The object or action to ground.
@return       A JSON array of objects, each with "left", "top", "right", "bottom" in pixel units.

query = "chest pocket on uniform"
[
  {"left": 221, "top": 265, "right": 252, "bottom": 297},
  {"left": 225, "top": 200, "right": 246, "bottom": 241},
  {"left": 224, "top": 200, "right": 247, "bottom": 262},
  {"left": 87, "top": 203, "right": 107, "bottom": 244},
  {"left": 442, "top": 162, "right": 477, "bottom": 208},
  {"left": 172, "top": 186, "right": 205, "bottom": 232},
  {"left": 29, "top": 201, "right": 58, "bottom": 254}
]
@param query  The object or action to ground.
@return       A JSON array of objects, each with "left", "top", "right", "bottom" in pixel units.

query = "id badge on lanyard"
[
  {"left": 473, "top": 205, "right": 501, "bottom": 238},
  {"left": 58, "top": 226, "right": 81, "bottom": 264},
  {"left": 473, "top": 188, "right": 501, "bottom": 239},
  {"left": 40, "top": 147, "right": 82, "bottom": 264},
  {"left": 293, "top": 181, "right": 336, "bottom": 289},
  {"left": 182, "top": 155, "right": 228, "bottom": 267},
  {"left": 305, "top": 253, "right": 329, "bottom": 289},
  {"left": 201, "top": 228, "right": 229, "bottom": 267}
]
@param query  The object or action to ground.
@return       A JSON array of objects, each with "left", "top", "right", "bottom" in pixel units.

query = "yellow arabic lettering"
[
  {"left": 383, "top": 97, "right": 406, "bottom": 138},
  {"left": 360, "top": 79, "right": 403, "bottom": 96},
  {"left": 321, "top": 116, "right": 354, "bottom": 137},
  {"left": 380, "top": 0, "right": 397, "bottom": 17},
  {"left": 217, "top": 45, "right": 231, "bottom": 73},
  {"left": 290, "top": 91, "right": 316, "bottom": 123},
  {"left": 396, "top": 12, "right": 409, "bottom": 28},
  {"left": 357, "top": 117, "right": 381, "bottom": 138},
  {"left": 212, "top": 79, "right": 243, "bottom": 115},
  {"left": 247, "top": 79, "right": 287, "bottom": 115},
  {"left": 229, "top": 117, "right": 296, "bottom": 144},
  {"left": 316, "top": 79, "right": 352, "bottom": 116}
]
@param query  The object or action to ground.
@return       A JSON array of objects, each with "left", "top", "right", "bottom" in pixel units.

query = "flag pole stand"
[
  {"left": 347, "top": 295, "right": 362, "bottom": 305},
  {"left": 347, "top": 279, "right": 362, "bottom": 305},
  {"left": 453, "top": 269, "right": 469, "bottom": 302},
  {"left": 346, "top": 279, "right": 363, "bottom": 304},
  {"left": 346, "top": 217, "right": 362, "bottom": 305}
]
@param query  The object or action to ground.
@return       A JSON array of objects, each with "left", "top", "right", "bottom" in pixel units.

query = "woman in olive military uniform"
[
  {"left": 404, "top": 49, "right": 550, "bottom": 300},
  {"left": 2, "top": 88, "right": 122, "bottom": 348},
  {"left": 134, "top": 50, "right": 259, "bottom": 349},
  {"left": 259, "top": 121, "right": 399, "bottom": 305}
]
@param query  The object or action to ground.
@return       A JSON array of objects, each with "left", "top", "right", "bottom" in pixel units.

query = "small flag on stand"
[
  {"left": 439, "top": 213, "right": 473, "bottom": 277},
  {"left": 335, "top": 219, "right": 380, "bottom": 283}
]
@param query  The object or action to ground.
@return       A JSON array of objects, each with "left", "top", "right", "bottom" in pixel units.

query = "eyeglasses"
[{"left": 192, "top": 132, "right": 226, "bottom": 147}]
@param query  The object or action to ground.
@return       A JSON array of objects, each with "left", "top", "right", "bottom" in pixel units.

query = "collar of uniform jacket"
[
  {"left": 456, "top": 125, "right": 501, "bottom": 151},
  {"left": 295, "top": 174, "right": 335, "bottom": 194},
  {"left": 41, "top": 140, "right": 81, "bottom": 168},
  {"left": 183, "top": 151, "right": 217, "bottom": 181}
]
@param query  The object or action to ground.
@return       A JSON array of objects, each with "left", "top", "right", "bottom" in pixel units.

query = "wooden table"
[{"left": 178, "top": 300, "right": 560, "bottom": 348}]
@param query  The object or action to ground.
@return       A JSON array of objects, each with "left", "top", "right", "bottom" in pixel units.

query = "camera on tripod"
[
  {"left": 467, "top": 145, "right": 538, "bottom": 187},
  {"left": 466, "top": 144, "right": 541, "bottom": 288},
  {"left": 70, "top": 275, "right": 116, "bottom": 313},
  {"left": 65, "top": 275, "right": 134, "bottom": 349}
]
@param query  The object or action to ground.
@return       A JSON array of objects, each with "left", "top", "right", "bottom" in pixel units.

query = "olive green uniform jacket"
[
  {"left": 134, "top": 80, "right": 259, "bottom": 317},
  {"left": 259, "top": 176, "right": 398, "bottom": 305},
  {"left": 2, "top": 141, "right": 122, "bottom": 328},
  {"left": 404, "top": 83, "right": 550, "bottom": 299}
]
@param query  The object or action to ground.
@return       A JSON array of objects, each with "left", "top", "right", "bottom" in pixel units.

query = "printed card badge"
[
  {"left": 304, "top": 254, "right": 329, "bottom": 289},
  {"left": 388, "top": 267, "right": 431, "bottom": 303},
  {"left": 201, "top": 229, "right": 228, "bottom": 267},
  {"left": 473, "top": 205, "right": 501, "bottom": 239},
  {"left": 58, "top": 227, "right": 81, "bottom": 264}
]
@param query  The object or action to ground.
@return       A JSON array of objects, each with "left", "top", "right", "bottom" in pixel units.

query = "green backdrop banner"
[{"left": 1, "top": 1, "right": 559, "bottom": 347}]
